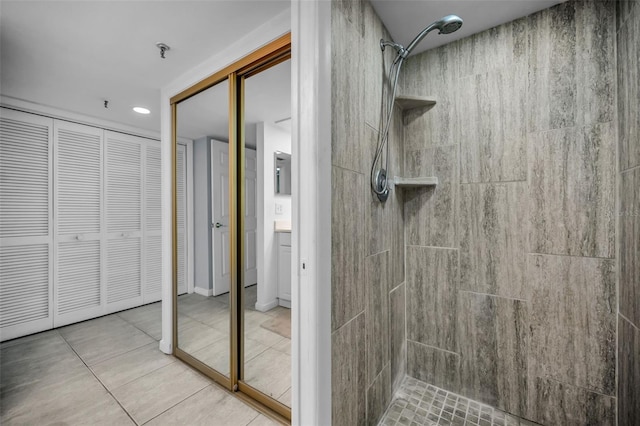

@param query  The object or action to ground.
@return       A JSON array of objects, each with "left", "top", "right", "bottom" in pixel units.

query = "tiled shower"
[{"left": 331, "top": 0, "right": 639, "bottom": 425}]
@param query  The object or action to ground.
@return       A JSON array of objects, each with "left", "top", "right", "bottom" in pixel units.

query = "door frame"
[{"left": 171, "top": 33, "right": 292, "bottom": 423}]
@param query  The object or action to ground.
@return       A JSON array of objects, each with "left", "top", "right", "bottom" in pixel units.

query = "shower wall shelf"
[
  {"left": 393, "top": 176, "right": 438, "bottom": 188},
  {"left": 395, "top": 95, "right": 437, "bottom": 112}
]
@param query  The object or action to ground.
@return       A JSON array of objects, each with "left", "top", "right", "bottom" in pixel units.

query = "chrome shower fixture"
[{"left": 372, "top": 15, "right": 463, "bottom": 202}]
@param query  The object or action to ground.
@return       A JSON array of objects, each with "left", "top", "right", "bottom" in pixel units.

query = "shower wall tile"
[
  {"left": 365, "top": 251, "right": 390, "bottom": 386},
  {"left": 333, "top": 0, "right": 364, "bottom": 36},
  {"left": 459, "top": 182, "right": 528, "bottom": 299},
  {"left": 620, "top": 167, "right": 640, "bottom": 329},
  {"left": 332, "top": 313, "right": 366, "bottom": 426},
  {"left": 527, "top": 376, "right": 616, "bottom": 426},
  {"left": 366, "top": 364, "right": 391, "bottom": 426},
  {"left": 457, "top": 65, "right": 527, "bottom": 183},
  {"left": 457, "top": 18, "right": 528, "bottom": 78},
  {"left": 528, "top": 1, "right": 615, "bottom": 133},
  {"left": 527, "top": 254, "right": 616, "bottom": 396},
  {"left": 332, "top": 8, "right": 366, "bottom": 174},
  {"left": 406, "top": 340, "right": 460, "bottom": 392},
  {"left": 404, "top": 145, "right": 458, "bottom": 248},
  {"left": 365, "top": 125, "right": 391, "bottom": 257},
  {"left": 457, "top": 292, "right": 529, "bottom": 416},
  {"left": 529, "top": 122, "right": 616, "bottom": 258},
  {"left": 618, "top": 315, "right": 640, "bottom": 426},
  {"left": 390, "top": 188, "right": 405, "bottom": 286},
  {"left": 406, "top": 247, "right": 458, "bottom": 352},
  {"left": 389, "top": 283, "right": 406, "bottom": 393},
  {"left": 331, "top": 166, "right": 365, "bottom": 331},
  {"left": 617, "top": 2, "right": 640, "bottom": 171}
]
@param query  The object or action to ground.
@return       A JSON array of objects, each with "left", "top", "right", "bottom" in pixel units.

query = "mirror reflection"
[
  {"left": 176, "top": 79, "right": 231, "bottom": 376},
  {"left": 242, "top": 58, "right": 292, "bottom": 406}
]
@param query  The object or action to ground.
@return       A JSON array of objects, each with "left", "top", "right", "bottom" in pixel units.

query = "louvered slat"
[
  {"left": 176, "top": 145, "right": 186, "bottom": 294},
  {"left": 145, "top": 145, "right": 161, "bottom": 232},
  {"left": 107, "top": 238, "right": 141, "bottom": 303},
  {"left": 57, "top": 241, "right": 101, "bottom": 314},
  {"left": 57, "top": 128, "right": 101, "bottom": 234},
  {"left": 145, "top": 235, "right": 162, "bottom": 295},
  {"left": 107, "top": 138, "right": 141, "bottom": 232},
  {"left": 0, "top": 244, "right": 49, "bottom": 328},
  {"left": 0, "top": 118, "right": 49, "bottom": 238}
]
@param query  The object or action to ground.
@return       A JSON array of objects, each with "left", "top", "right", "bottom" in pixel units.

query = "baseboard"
[
  {"left": 278, "top": 299, "right": 291, "bottom": 308},
  {"left": 159, "top": 339, "right": 172, "bottom": 354},
  {"left": 255, "top": 299, "right": 278, "bottom": 312},
  {"left": 194, "top": 286, "right": 213, "bottom": 297}
]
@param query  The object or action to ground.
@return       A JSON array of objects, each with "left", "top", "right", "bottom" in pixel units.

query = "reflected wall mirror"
[{"left": 171, "top": 34, "right": 291, "bottom": 422}]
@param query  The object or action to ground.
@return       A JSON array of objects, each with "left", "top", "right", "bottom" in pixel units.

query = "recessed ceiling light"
[{"left": 133, "top": 107, "right": 150, "bottom": 114}]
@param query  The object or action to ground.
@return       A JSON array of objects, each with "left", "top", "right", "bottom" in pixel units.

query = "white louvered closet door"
[
  {"left": 143, "top": 143, "right": 162, "bottom": 303},
  {"left": 105, "top": 131, "right": 143, "bottom": 312},
  {"left": 53, "top": 121, "right": 103, "bottom": 327},
  {"left": 0, "top": 109, "right": 53, "bottom": 341},
  {"left": 176, "top": 144, "right": 187, "bottom": 295}
]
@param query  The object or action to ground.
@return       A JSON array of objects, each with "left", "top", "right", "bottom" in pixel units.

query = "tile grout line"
[
  {"left": 140, "top": 384, "right": 215, "bottom": 426},
  {"left": 57, "top": 331, "right": 140, "bottom": 426}
]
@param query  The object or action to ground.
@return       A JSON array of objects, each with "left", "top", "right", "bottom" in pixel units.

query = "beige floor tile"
[
  {"left": 111, "top": 361, "right": 211, "bottom": 424},
  {"left": 59, "top": 315, "right": 155, "bottom": 366},
  {"left": 244, "top": 348, "right": 291, "bottom": 400},
  {"left": 117, "top": 303, "right": 162, "bottom": 340},
  {"left": 245, "top": 326, "right": 287, "bottom": 348},
  {"left": 91, "top": 342, "right": 176, "bottom": 390},
  {"left": 177, "top": 320, "right": 227, "bottom": 353},
  {"left": 0, "top": 329, "right": 62, "bottom": 350},
  {"left": 271, "top": 338, "right": 291, "bottom": 355},
  {"left": 146, "top": 385, "right": 259, "bottom": 426},
  {"left": 278, "top": 387, "right": 292, "bottom": 407},
  {"left": 248, "top": 414, "right": 281, "bottom": 426}
]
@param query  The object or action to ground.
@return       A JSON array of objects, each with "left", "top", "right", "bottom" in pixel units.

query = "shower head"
[{"left": 403, "top": 15, "right": 463, "bottom": 56}]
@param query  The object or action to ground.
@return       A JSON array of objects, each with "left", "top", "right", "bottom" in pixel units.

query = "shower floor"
[{"left": 379, "top": 377, "right": 536, "bottom": 426}]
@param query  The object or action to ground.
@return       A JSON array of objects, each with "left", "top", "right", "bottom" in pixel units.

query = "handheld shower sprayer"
[{"left": 372, "top": 14, "right": 463, "bottom": 202}]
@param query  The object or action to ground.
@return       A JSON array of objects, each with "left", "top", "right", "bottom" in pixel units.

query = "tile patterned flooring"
[
  {"left": 0, "top": 295, "right": 285, "bottom": 426},
  {"left": 379, "top": 377, "right": 538, "bottom": 426}
]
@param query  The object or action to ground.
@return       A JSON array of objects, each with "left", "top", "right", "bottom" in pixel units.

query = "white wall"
[{"left": 256, "top": 122, "right": 292, "bottom": 311}]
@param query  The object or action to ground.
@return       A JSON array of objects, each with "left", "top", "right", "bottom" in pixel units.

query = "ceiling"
[
  {"left": 177, "top": 59, "right": 291, "bottom": 146},
  {"left": 1, "top": 0, "right": 566, "bottom": 137},
  {"left": 0, "top": 1, "right": 290, "bottom": 134},
  {"left": 371, "top": 0, "right": 565, "bottom": 56}
]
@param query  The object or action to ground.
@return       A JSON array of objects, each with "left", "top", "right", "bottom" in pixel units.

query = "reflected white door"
[{"left": 211, "top": 140, "right": 257, "bottom": 295}]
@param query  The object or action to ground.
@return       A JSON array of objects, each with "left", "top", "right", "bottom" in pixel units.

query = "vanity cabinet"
[{"left": 277, "top": 232, "right": 291, "bottom": 307}]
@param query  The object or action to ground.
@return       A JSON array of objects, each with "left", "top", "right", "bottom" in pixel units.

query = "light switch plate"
[{"left": 275, "top": 203, "right": 283, "bottom": 214}]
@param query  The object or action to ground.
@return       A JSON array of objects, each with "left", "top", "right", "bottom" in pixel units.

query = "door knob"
[{"left": 214, "top": 222, "right": 225, "bottom": 229}]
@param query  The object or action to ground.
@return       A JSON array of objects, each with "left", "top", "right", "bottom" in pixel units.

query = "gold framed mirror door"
[{"left": 171, "top": 34, "right": 291, "bottom": 422}]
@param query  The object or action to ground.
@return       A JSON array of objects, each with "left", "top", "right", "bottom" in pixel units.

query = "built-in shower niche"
[{"left": 393, "top": 94, "right": 438, "bottom": 191}]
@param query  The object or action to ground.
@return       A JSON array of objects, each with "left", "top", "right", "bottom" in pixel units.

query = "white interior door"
[
  {"left": 245, "top": 150, "right": 258, "bottom": 286},
  {"left": 105, "top": 131, "right": 143, "bottom": 312},
  {"left": 211, "top": 140, "right": 230, "bottom": 296},
  {"left": 144, "top": 143, "right": 162, "bottom": 303},
  {"left": 0, "top": 109, "right": 53, "bottom": 341},
  {"left": 53, "top": 121, "right": 103, "bottom": 327}
]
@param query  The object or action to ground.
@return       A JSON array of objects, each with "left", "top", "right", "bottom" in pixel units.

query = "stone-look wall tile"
[
  {"left": 406, "top": 340, "right": 460, "bottom": 392},
  {"left": 366, "top": 364, "right": 391, "bottom": 426},
  {"left": 529, "top": 122, "right": 616, "bottom": 258},
  {"left": 401, "top": 43, "right": 458, "bottom": 152},
  {"left": 528, "top": 1, "right": 615, "bottom": 133},
  {"left": 528, "top": 254, "right": 616, "bottom": 396},
  {"left": 390, "top": 188, "right": 404, "bottom": 287},
  {"left": 365, "top": 125, "right": 391, "bottom": 257},
  {"left": 332, "top": 314, "right": 366, "bottom": 426},
  {"left": 457, "top": 292, "right": 529, "bottom": 416},
  {"left": 332, "top": 166, "right": 365, "bottom": 331},
  {"left": 460, "top": 182, "right": 528, "bottom": 299},
  {"left": 406, "top": 247, "right": 458, "bottom": 352},
  {"left": 333, "top": 0, "right": 364, "bottom": 36},
  {"left": 620, "top": 167, "right": 640, "bottom": 328},
  {"left": 365, "top": 251, "right": 390, "bottom": 386},
  {"left": 332, "top": 8, "right": 366, "bottom": 174},
  {"left": 617, "top": 0, "right": 639, "bottom": 29},
  {"left": 617, "top": 2, "right": 640, "bottom": 171},
  {"left": 389, "top": 284, "right": 406, "bottom": 393},
  {"left": 457, "top": 18, "right": 527, "bottom": 78},
  {"left": 404, "top": 145, "right": 458, "bottom": 248},
  {"left": 457, "top": 65, "right": 527, "bottom": 183},
  {"left": 527, "top": 376, "right": 616, "bottom": 425},
  {"left": 618, "top": 315, "right": 640, "bottom": 426}
]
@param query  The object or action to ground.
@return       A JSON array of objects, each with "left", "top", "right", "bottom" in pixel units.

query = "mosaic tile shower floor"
[{"left": 379, "top": 377, "right": 538, "bottom": 426}]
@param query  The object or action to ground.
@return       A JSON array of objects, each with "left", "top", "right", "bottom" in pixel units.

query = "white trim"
[
  {"left": 194, "top": 286, "right": 213, "bottom": 297},
  {"left": 291, "top": 1, "right": 332, "bottom": 424},
  {"left": 0, "top": 96, "right": 161, "bottom": 141},
  {"left": 278, "top": 299, "right": 291, "bottom": 309},
  {"left": 182, "top": 139, "right": 195, "bottom": 296},
  {"left": 255, "top": 299, "right": 279, "bottom": 312}
]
